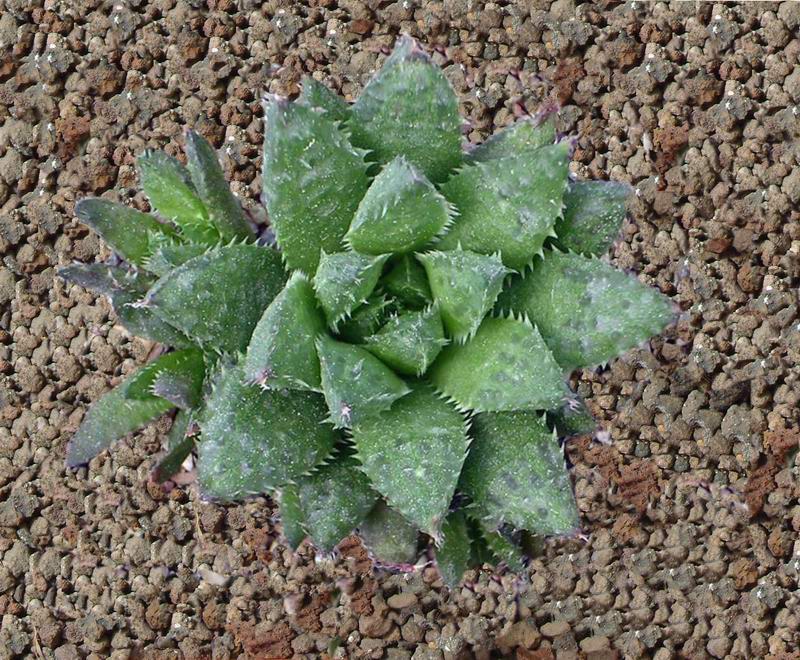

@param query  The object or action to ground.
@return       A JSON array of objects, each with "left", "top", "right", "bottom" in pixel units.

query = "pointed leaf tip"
[
  {"left": 184, "top": 130, "right": 254, "bottom": 242},
  {"left": 429, "top": 316, "right": 566, "bottom": 413},
  {"left": 197, "top": 361, "right": 337, "bottom": 500},
  {"left": 145, "top": 243, "right": 286, "bottom": 354},
  {"left": 316, "top": 335, "right": 410, "bottom": 428},
  {"left": 313, "top": 251, "right": 388, "bottom": 328},
  {"left": 496, "top": 250, "right": 674, "bottom": 370},
  {"left": 346, "top": 157, "right": 452, "bottom": 255},
  {"left": 262, "top": 100, "right": 369, "bottom": 273},
  {"left": 439, "top": 143, "right": 570, "bottom": 270},
  {"left": 418, "top": 249, "right": 510, "bottom": 343},
  {"left": 244, "top": 272, "right": 326, "bottom": 391},
  {"left": 461, "top": 411, "right": 580, "bottom": 536},
  {"left": 74, "top": 198, "right": 177, "bottom": 267},
  {"left": 553, "top": 180, "right": 632, "bottom": 256},
  {"left": 351, "top": 36, "right": 463, "bottom": 183},
  {"left": 363, "top": 307, "right": 445, "bottom": 376},
  {"left": 281, "top": 457, "right": 378, "bottom": 553},
  {"left": 352, "top": 382, "right": 468, "bottom": 537}
]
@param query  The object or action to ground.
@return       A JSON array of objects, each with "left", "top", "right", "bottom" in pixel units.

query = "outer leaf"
[
  {"left": 351, "top": 383, "right": 468, "bottom": 537},
  {"left": 363, "top": 307, "right": 446, "bottom": 376},
  {"left": 285, "top": 456, "right": 378, "bottom": 553},
  {"left": 59, "top": 262, "right": 151, "bottom": 299},
  {"left": 496, "top": 250, "right": 675, "bottom": 370},
  {"left": 151, "top": 410, "right": 194, "bottom": 484},
  {"left": 481, "top": 526, "right": 527, "bottom": 572},
  {"left": 262, "top": 97, "right": 370, "bottom": 273},
  {"left": 124, "top": 348, "right": 203, "bottom": 400},
  {"left": 298, "top": 77, "right": 350, "bottom": 124},
  {"left": 184, "top": 130, "right": 255, "bottom": 242},
  {"left": 438, "top": 143, "right": 570, "bottom": 270},
  {"left": 335, "top": 294, "right": 392, "bottom": 343},
  {"left": 74, "top": 198, "right": 177, "bottom": 267},
  {"left": 346, "top": 156, "right": 452, "bottom": 255},
  {"left": 144, "top": 244, "right": 287, "bottom": 354},
  {"left": 417, "top": 249, "right": 510, "bottom": 342},
  {"left": 137, "top": 150, "right": 217, "bottom": 245},
  {"left": 313, "top": 251, "right": 389, "bottom": 327},
  {"left": 197, "top": 362, "right": 337, "bottom": 500},
  {"left": 553, "top": 180, "right": 631, "bottom": 256},
  {"left": 243, "top": 272, "right": 325, "bottom": 391},
  {"left": 460, "top": 412, "right": 580, "bottom": 535},
  {"left": 549, "top": 394, "right": 597, "bottom": 437},
  {"left": 429, "top": 316, "right": 566, "bottom": 412},
  {"left": 465, "top": 115, "right": 556, "bottom": 164},
  {"left": 66, "top": 353, "right": 179, "bottom": 467},
  {"left": 359, "top": 501, "right": 419, "bottom": 565},
  {"left": 436, "top": 511, "right": 471, "bottom": 589},
  {"left": 382, "top": 255, "right": 431, "bottom": 309},
  {"left": 466, "top": 518, "right": 525, "bottom": 572},
  {"left": 316, "top": 335, "right": 411, "bottom": 428},
  {"left": 350, "top": 36, "right": 462, "bottom": 183},
  {"left": 144, "top": 237, "right": 209, "bottom": 277},
  {"left": 278, "top": 486, "right": 307, "bottom": 550},
  {"left": 150, "top": 350, "right": 206, "bottom": 409},
  {"left": 58, "top": 263, "right": 190, "bottom": 347}
]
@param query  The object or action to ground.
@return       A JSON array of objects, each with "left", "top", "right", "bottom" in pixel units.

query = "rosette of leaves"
[{"left": 60, "top": 36, "right": 675, "bottom": 587}]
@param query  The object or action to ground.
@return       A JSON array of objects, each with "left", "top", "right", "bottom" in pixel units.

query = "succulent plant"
[{"left": 60, "top": 36, "right": 675, "bottom": 587}]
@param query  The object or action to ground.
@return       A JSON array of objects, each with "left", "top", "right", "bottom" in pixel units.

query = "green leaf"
[
  {"left": 476, "top": 523, "right": 526, "bottom": 572},
  {"left": 438, "top": 143, "right": 570, "bottom": 270},
  {"left": 553, "top": 180, "right": 631, "bottom": 256},
  {"left": 316, "top": 334, "right": 411, "bottom": 428},
  {"left": 144, "top": 233, "right": 210, "bottom": 277},
  {"left": 298, "top": 77, "right": 351, "bottom": 124},
  {"left": 58, "top": 263, "right": 190, "bottom": 347},
  {"left": 359, "top": 501, "right": 419, "bottom": 565},
  {"left": 151, "top": 410, "right": 195, "bottom": 483},
  {"left": 335, "top": 294, "right": 392, "bottom": 343},
  {"left": 429, "top": 316, "right": 566, "bottom": 412},
  {"left": 278, "top": 486, "right": 307, "bottom": 550},
  {"left": 149, "top": 350, "right": 206, "bottom": 409},
  {"left": 435, "top": 511, "right": 471, "bottom": 589},
  {"left": 75, "top": 198, "right": 178, "bottom": 268},
  {"left": 262, "top": 97, "right": 370, "bottom": 273},
  {"left": 197, "top": 362, "right": 337, "bottom": 500},
  {"left": 313, "top": 251, "right": 389, "bottom": 327},
  {"left": 66, "top": 353, "right": 179, "bottom": 467},
  {"left": 144, "top": 244, "right": 287, "bottom": 354},
  {"left": 184, "top": 130, "right": 255, "bottom": 242},
  {"left": 496, "top": 250, "right": 675, "bottom": 370},
  {"left": 351, "top": 382, "right": 468, "bottom": 537},
  {"left": 417, "top": 249, "right": 510, "bottom": 342},
  {"left": 59, "top": 262, "right": 151, "bottom": 299},
  {"left": 350, "top": 36, "right": 463, "bottom": 183},
  {"left": 123, "top": 348, "right": 203, "bottom": 400},
  {"left": 465, "top": 115, "right": 556, "bottom": 164},
  {"left": 137, "top": 150, "right": 218, "bottom": 245},
  {"left": 346, "top": 156, "right": 453, "bottom": 254},
  {"left": 363, "top": 307, "right": 446, "bottom": 376},
  {"left": 282, "top": 456, "right": 378, "bottom": 553},
  {"left": 548, "top": 394, "right": 597, "bottom": 437},
  {"left": 243, "top": 272, "right": 326, "bottom": 391},
  {"left": 460, "top": 411, "right": 580, "bottom": 535},
  {"left": 382, "top": 255, "right": 431, "bottom": 309}
]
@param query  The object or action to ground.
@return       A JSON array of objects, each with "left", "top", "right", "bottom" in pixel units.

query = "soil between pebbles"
[{"left": 1, "top": 1, "right": 800, "bottom": 658}]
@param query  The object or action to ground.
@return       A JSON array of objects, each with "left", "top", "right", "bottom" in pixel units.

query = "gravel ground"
[{"left": 2, "top": 0, "right": 800, "bottom": 658}]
